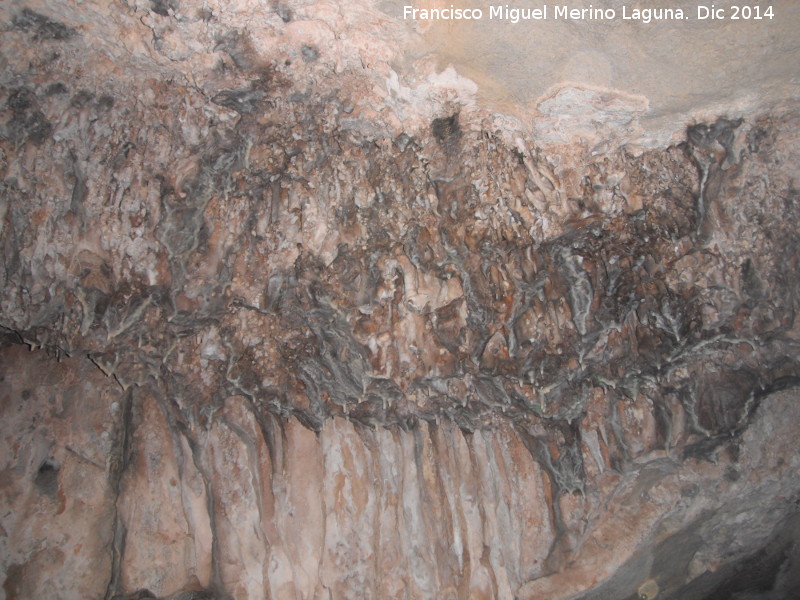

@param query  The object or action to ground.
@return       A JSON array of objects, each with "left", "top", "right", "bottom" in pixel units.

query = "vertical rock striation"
[{"left": 1, "top": 1, "right": 800, "bottom": 599}]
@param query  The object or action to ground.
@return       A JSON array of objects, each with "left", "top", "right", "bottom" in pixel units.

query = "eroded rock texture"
[{"left": 1, "top": 2, "right": 800, "bottom": 599}]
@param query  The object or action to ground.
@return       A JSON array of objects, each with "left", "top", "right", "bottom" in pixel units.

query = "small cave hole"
[
  {"left": 34, "top": 457, "right": 60, "bottom": 498},
  {"left": 431, "top": 113, "right": 461, "bottom": 145}
]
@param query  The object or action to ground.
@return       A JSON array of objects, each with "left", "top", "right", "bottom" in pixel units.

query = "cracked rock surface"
[{"left": 1, "top": 2, "right": 800, "bottom": 599}]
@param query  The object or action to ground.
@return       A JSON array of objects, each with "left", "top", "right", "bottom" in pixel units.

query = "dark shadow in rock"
[
  {"left": 662, "top": 512, "right": 800, "bottom": 600},
  {"left": 211, "top": 89, "right": 267, "bottom": 114},
  {"left": 34, "top": 457, "right": 60, "bottom": 499},
  {"left": 150, "top": 0, "right": 178, "bottom": 17},
  {"left": 431, "top": 113, "right": 461, "bottom": 145},
  {"left": 11, "top": 8, "right": 75, "bottom": 41}
]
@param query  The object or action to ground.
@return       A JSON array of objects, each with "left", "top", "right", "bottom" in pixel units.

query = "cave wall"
[{"left": 2, "top": 2, "right": 800, "bottom": 599}]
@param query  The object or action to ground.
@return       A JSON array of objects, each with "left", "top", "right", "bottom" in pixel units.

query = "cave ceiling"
[{"left": 1, "top": 1, "right": 800, "bottom": 599}]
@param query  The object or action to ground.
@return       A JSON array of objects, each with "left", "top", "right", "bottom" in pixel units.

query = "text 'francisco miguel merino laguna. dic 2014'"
[{"left": 402, "top": 4, "right": 776, "bottom": 23}]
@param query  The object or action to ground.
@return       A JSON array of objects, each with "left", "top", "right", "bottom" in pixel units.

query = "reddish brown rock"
[{"left": 1, "top": 1, "right": 800, "bottom": 599}]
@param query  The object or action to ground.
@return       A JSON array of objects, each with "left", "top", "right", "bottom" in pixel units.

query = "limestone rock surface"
[{"left": 1, "top": 1, "right": 800, "bottom": 599}]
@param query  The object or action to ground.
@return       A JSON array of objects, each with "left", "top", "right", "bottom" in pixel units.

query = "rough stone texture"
[
  {"left": 1, "top": 1, "right": 800, "bottom": 599},
  {"left": 401, "top": 0, "right": 800, "bottom": 147},
  {"left": 3, "top": 346, "right": 800, "bottom": 599},
  {"left": 0, "top": 346, "right": 118, "bottom": 600}
]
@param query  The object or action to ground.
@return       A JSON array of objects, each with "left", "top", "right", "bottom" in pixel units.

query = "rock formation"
[{"left": 1, "top": 1, "right": 799, "bottom": 599}]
